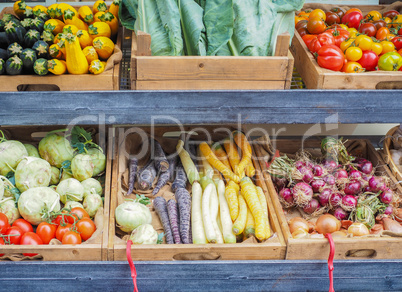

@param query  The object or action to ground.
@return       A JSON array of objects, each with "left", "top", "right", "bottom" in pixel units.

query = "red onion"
[
  {"left": 330, "top": 192, "right": 343, "bottom": 207},
  {"left": 349, "top": 169, "right": 362, "bottom": 180},
  {"left": 342, "top": 195, "right": 358, "bottom": 211},
  {"left": 333, "top": 207, "right": 348, "bottom": 220},
  {"left": 344, "top": 180, "right": 361, "bottom": 196},
  {"left": 324, "top": 174, "right": 336, "bottom": 186},
  {"left": 311, "top": 179, "right": 326, "bottom": 193},
  {"left": 361, "top": 174, "right": 372, "bottom": 182},
  {"left": 305, "top": 161, "right": 314, "bottom": 170},
  {"left": 279, "top": 188, "right": 294, "bottom": 205},
  {"left": 303, "top": 198, "right": 320, "bottom": 214},
  {"left": 379, "top": 189, "right": 394, "bottom": 204},
  {"left": 360, "top": 161, "right": 373, "bottom": 175},
  {"left": 313, "top": 165, "right": 324, "bottom": 177},
  {"left": 369, "top": 176, "right": 387, "bottom": 193},
  {"left": 318, "top": 188, "right": 333, "bottom": 206},
  {"left": 334, "top": 169, "right": 348, "bottom": 180},
  {"left": 295, "top": 161, "right": 305, "bottom": 170},
  {"left": 299, "top": 167, "right": 314, "bottom": 183},
  {"left": 384, "top": 205, "right": 393, "bottom": 215},
  {"left": 323, "top": 159, "right": 338, "bottom": 171},
  {"left": 292, "top": 182, "right": 313, "bottom": 207},
  {"left": 273, "top": 177, "right": 288, "bottom": 190},
  {"left": 363, "top": 186, "right": 371, "bottom": 192},
  {"left": 353, "top": 157, "right": 368, "bottom": 164}
]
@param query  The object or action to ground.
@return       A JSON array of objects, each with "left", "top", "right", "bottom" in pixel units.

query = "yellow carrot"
[
  {"left": 223, "top": 138, "right": 243, "bottom": 178},
  {"left": 199, "top": 142, "right": 240, "bottom": 183},
  {"left": 176, "top": 140, "right": 200, "bottom": 185},
  {"left": 256, "top": 186, "right": 271, "bottom": 240},
  {"left": 198, "top": 145, "right": 214, "bottom": 179},
  {"left": 233, "top": 131, "right": 252, "bottom": 178},
  {"left": 245, "top": 161, "right": 256, "bottom": 177},
  {"left": 244, "top": 204, "right": 255, "bottom": 238},
  {"left": 211, "top": 142, "right": 232, "bottom": 170},
  {"left": 225, "top": 180, "right": 239, "bottom": 222},
  {"left": 232, "top": 193, "right": 247, "bottom": 235},
  {"left": 240, "top": 177, "right": 266, "bottom": 241}
]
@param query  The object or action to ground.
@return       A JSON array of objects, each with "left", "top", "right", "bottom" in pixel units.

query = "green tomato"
[{"left": 378, "top": 52, "right": 402, "bottom": 71}]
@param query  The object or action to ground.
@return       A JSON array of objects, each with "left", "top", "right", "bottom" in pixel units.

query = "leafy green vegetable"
[
  {"left": 119, "top": 0, "right": 138, "bottom": 30},
  {"left": 157, "top": 232, "right": 164, "bottom": 244},
  {"left": 69, "top": 126, "right": 100, "bottom": 154},
  {"left": 135, "top": 194, "right": 151, "bottom": 205}
]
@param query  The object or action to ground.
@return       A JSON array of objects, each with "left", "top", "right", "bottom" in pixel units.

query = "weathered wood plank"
[{"left": 0, "top": 90, "right": 401, "bottom": 125}]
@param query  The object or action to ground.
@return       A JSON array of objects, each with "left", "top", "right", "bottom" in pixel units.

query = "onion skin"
[
  {"left": 370, "top": 224, "right": 384, "bottom": 235},
  {"left": 292, "top": 229, "right": 309, "bottom": 239},
  {"left": 383, "top": 217, "right": 402, "bottom": 233},
  {"left": 348, "top": 222, "right": 369, "bottom": 237},
  {"left": 331, "top": 230, "right": 348, "bottom": 238},
  {"left": 288, "top": 217, "right": 309, "bottom": 234},
  {"left": 315, "top": 214, "right": 341, "bottom": 234},
  {"left": 395, "top": 208, "right": 402, "bottom": 223}
]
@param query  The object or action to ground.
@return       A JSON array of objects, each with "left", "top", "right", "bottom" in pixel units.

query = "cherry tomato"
[
  {"left": 358, "top": 22, "right": 377, "bottom": 37},
  {"left": 378, "top": 52, "right": 402, "bottom": 71},
  {"left": 325, "top": 12, "right": 340, "bottom": 26},
  {"left": 358, "top": 50, "right": 379, "bottom": 71},
  {"left": 340, "top": 38, "right": 355, "bottom": 53},
  {"left": 295, "top": 16, "right": 307, "bottom": 25},
  {"left": 345, "top": 46, "right": 363, "bottom": 61},
  {"left": 383, "top": 10, "right": 399, "bottom": 20},
  {"left": 342, "top": 11, "right": 363, "bottom": 29},
  {"left": 381, "top": 41, "right": 395, "bottom": 54},
  {"left": 56, "top": 223, "right": 72, "bottom": 242},
  {"left": 330, "top": 7, "right": 345, "bottom": 19},
  {"left": 36, "top": 222, "right": 57, "bottom": 244},
  {"left": 392, "top": 15, "right": 402, "bottom": 28},
  {"left": 325, "top": 28, "right": 350, "bottom": 47},
  {"left": 398, "top": 27, "right": 402, "bottom": 36},
  {"left": 76, "top": 218, "right": 96, "bottom": 241},
  {"left": 376, "top": 27, "right": 391, "bottom": 41},
  {"left": 308, "top": 32, "right": 335, "bottom": 53},
  {"left": 371, "top": 42, "right": 383, "bottom": 55},
  {"left": 295, "top": 20, "right": 308, "bottom": 31},
  {"left": 347, "top": 27, "right": 358, "bottom": 38},
  {"left": 372, "top": 19, "right": 387, "bottom": 31},
  {"left": 355, "top": 35, "right": 373, "bottom": 51},
  {"left": 307, "top": 17, "right": 327, "bottom": 34},
  {"left": 316, "top": 45, "right": 345, "bottom": 71},
  {"left": 384, "top": 17, "right": 392, "bottom": 28},
  {"left": 71, "top": 207, "right": 90, "bottom": 220},
  {"left": 62, "top": 231, "right": 82, "bottom": 245},
  {"left": 309, "top": 9, "right": 326, "bottom": 21},
  {"left": 20, "top": 232, "right": 43, "bottom": 257},
  {"left": 344, "top": 8, "right": 363, "bottom": 16},
  {"left": 4, "top": 226, "right": 23, "bottom": 245},
  {"left": 297, "top": 27, "right": 309, "bottom": 38},
  {"left": 391, "top": 37, "right": 402, "bottom": 51},
  {"left": 398, "top": 48, "right": 402, "bottom": 56},
  {"left": 0, "top": 213, "right": 9, "bottom": 234},
  {"left": 0, "top": 237, "right": 4, "bottom": 256},
  {"left": 342, "top": 61, "right": 365, "bottom": 73},
  {"left": 339, "top": 24, "right": 349, "bottom": 30},
  {"left": 12, "top": 219, "right": 33, "bottom": 235},
  {"left": 364, "top": 11, "right": 382, "bottom": 22}
]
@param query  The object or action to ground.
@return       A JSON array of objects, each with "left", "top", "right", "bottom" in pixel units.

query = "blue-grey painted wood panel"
[{"left": 1, "top": 90, "right": 401, "bottom": 125}]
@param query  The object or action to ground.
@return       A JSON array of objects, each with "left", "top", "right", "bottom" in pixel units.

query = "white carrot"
[
  {"left": 210, "top": 184, "right": 224, "bottom": 244},
  {"left": 191, "top": 182, "right": 207, "bottom": 244},
  {"left": 217, "top": 179, "right": 236, "bottom": 243},
  {"left": 202, "top": 183, "right": 217, "bottom": 243}
]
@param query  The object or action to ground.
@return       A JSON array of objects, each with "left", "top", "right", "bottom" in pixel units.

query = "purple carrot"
[
  {"left": 152, "top": 171, "right": 170, "bottom": 195},
  {"left": 172, "top": 162, "right": 187, "bottom": 192},
  {"left": 152, "top": 139, "right": 169, "bottom": 173},
  {"left": 167, "top": 156, "right": 178, "bottom": 183},
  {"left": 126, "top": 157, "right": 138, "bottom": 196},
  {"left": 167, "top": 199, "right": 181, "bottom": 244},
  {"left": 153, "top": 197, "right": 174, "bottom": 244},
  {"left": 137, "top": 160, "right": 157, "bottom": 191},
  {"left": 175, "top": 187, "right": 191, "bottom": 244}
]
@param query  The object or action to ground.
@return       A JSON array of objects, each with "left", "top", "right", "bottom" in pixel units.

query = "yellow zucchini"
[
  {"left": 56, "top": 39, "right": 66, "bottom": 56},
  {"left": 49, "top": 44, "right": 63, "bottom": 59},
  {"left": 48, "top": 59, "right": 67, "bottom": 75},
  {"left": 77, "top": 30, "right": 92, "bottom": 49},
  {"left": 109, "top": 0, "right": 120, "bottom": 19},
  {"left": 78, "top": 6, "right": 94, "bottom": 24},
  {"left": 63, "top": 9, "right": 88, "bottom": 31},
  {"left": 64, "top": 28, "right": 89, "bottom": 74},
  {"left": 54, "top": 33, "right": 65, "bottom": 45},
  {"left": 99, "top": 12, "right": 119, "bottom": 37},
  {"left": 93, "top": 11, "right": 106, "bottom": 23},
  {"left": 82, "top": 46, "right": 99, "bottom": 64},
  {"left": 89, "top": 59, "right": 105, "bottom": 75},
  {"left": 92, "top": 0, "right": 108, "bottom": 14},
  {"left": 58, "top": 3, "right": 78, "bottom": 16},
  {"left": 88, "top": 22, "right": 111, "bottom": 39},
  {"left": 13, "top": 0, "right": 27, "bottom": 19},
  {"left": 32, "top": 5, "right": 48, "bottom": 16},
  {"left": 44, "top": 19, "right": 64, "bottom": 35},
  {"left": 47, "top": 3, "right": 61, "bottom": 19},
  {"left": 62, "top": 24, "right": 79, "bottom": 35}
]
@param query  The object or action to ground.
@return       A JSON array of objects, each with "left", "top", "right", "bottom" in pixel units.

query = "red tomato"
[
  {"left": 342, "top": 11, "right": 363, "bottom": 29},
  {"left": 62, "top": 231, "right": 82, "bottom": 245},
  {"left": 12, "top": 219, "right": 33, "bottom": 235},
  {"left": 325, "top": 28, "right": 350, "bottom": 47},
  {"left": 330, "top": 7, "right": 345, "bottom": 19},
  {"left": 56, "top": 223, "right": 72, "bottom": 242},
  {"left": 0, "top": 237, "right": 4, "bottom": 256},
  {"left": 297, "top": 28, "right": 309, "bottom": 38},
  {"left": 399, "top": 27, "right": 402, "bottom": 36},
  {"left": 358, "top": 50, "right": 379, "bottom": 71},
  {"left": 307, "top": 17, "right": 327, "bottom": 34},
  {"left": 70, "top": 207, "right": 90, "bottom": 221},
  {"left": 316, "top": 45, "right": 345, "bottom": 71},
  {"left": 391, "top": 37, "right": 402, "bottom": 51},
  {"left": 302, "top": 35, "right": 317, "bottom": 48},
  {"left": 383, "top": 10, "right": 400, "bottom": 20},
  {"left": 344, "top": 8, "right": 363, "bottom": 17},
  {"left": 52, "top": 214, "right": 66, "bottom": 226},
  {"left": 308, "top": 32, "right": 335, "bottom": 53},
  {"left": 76, "top": 218, "right": 96, "bottom": 241},
  {"left": 325, "top": 11, "right": 340, "bottom": 26},
  {"left": 0, "top": 213, "right": 9, "bottom": 234},
  {"left": 373, "top": 20, "right": 387, "bottom": 31},
  {"left": 359, "top": 23, "right": 377, "bottom": 37},
  {"left": 36, "top": 222, "right": 57, "bottom": 244},
  {"left": 20, "top": 232, "right": 43, "bottom": 257},
  {"left": 4, "top": 226, "right": 23, "bottom": 245}
]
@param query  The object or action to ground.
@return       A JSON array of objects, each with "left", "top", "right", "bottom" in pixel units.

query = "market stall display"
[{"left": 383, "top": 125, "right": 402, "bottom": 182}]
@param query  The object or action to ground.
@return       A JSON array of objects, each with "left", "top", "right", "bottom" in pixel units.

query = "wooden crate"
[
  {"left": 108, "top": 126, "right": 286, "bottom": 261},
  {"left": 291, "top": 4, "right": 402, "bottom": 89},
  {"left": 0, "top": 7, "right": 121, "bottom": 91},
  {"left": 383, "top": 126, "right": 402, "bottom": 183},
  {"left": 0, "top": 125, "right": 113, "bottom": 261},
  {"left": 254, "top": 138, "right": 402, "bottom": 260},
  {"left": 130, "top": 31, "right": 294, "bottom": 90}
]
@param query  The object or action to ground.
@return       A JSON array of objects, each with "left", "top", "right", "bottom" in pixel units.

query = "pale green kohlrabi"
[
  {"left": 87, "top": 148, "right": 106, "bottom": 176},
  {"left": 83, "top": 192, "right": 103, "bottom": 217},
  {"left": 130, "top": 224, "right": 158, "bottom": 244},
  {"left": 81, "top": 178, "right": 103, "bottom": 199},
  {"left": 15, "top": 157, "right": 52, "bottom": 192},
  {"left": 24, "top": 143, "right": 40, "bottom": 158},
  {"left": 71, "top": 154, "right": 94, "bottom": 182},
  {"left": 115, "top": 201, "right": 152, "bottom": 233},
  {"left": 64, "top": 200, "right": 84, "bottom": 210},
  {"left": 0, "top": 139, "right": 28, "bottom": 176},
  {"left": 56, "top": 178, "right": 84, "bottom": 204},
  {"left": 17, "top": 187, "right": 61, "bottom": 225},
  {"left": 60, "top": 169, "right": 74, "bottom": 182},
  {"left": 38, "top": 133, "right": 74, "bottom": 168},
  {"left": 0, "top": 197, "right": 20, "bottom": 224},
  {"left": 50, "top": 166, "right": 60, "bottom": 185}
]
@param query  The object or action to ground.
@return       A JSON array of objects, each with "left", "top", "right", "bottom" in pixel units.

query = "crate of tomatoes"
[{"left": 291, "top": 3, "right": 402, "bottom": 89}]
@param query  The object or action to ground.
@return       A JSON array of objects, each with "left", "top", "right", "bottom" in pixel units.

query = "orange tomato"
[
  {"left": 307, "top": 17, "right": 327, "bottom": 34},
  {"left": 295, "top": 16, "right": 308, "bottom": 25},
  {"left": 376, "top": 27, "right": 390, "bottom": 40},
  {"left": 309, "top": 9, "right": 326, "bottom": 21},
  {"left": 345, "top": 8, "right": 363, "bottom": 16},
  {"left": 364, "top": 10, "right": 382, "bottom": 22},
  {"left": 342, "top": 61, "right": 365, "bottom": 73},
  {"left": 298, "top": 11, "right": 311, "bottom": 19}
]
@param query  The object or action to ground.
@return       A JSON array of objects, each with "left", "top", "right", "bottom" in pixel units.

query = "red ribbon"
[
  {"left": 126, "top": 240, "right": 139, "bottom": 292},
  {"left": 265, "top": 150, "right": 281, "bottom": 168},
  {"left": 325, "top": 233, "right": 335, "bottom": 292}
]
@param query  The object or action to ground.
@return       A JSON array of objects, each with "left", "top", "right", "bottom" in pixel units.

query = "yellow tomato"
[
  {"left": 347, "top": 27, "right": 358, "bottom": 38},
  {"left": 339, "top": 24, "right": 349, "bottom": 30},
  {"left": 371, "top": 42, "right": 383, "bottom": 55},
  {"left": 364, "top": 10, "right": 382, "bottom": 22},
  {"left": 295, "top": 16, "right": 307, "bottom": 25},
  {"left": 309, "top": 9, "right": 326, "bottom": 21},
  {"left": 342, "top": 61, "right": 365, "bottom": 73},
  {"left": 392, "top": 15, "right": 402, "bottom": 28},
  {"left": 340, "top": 39, "right": 355, "bottom": 53},
  {"left": 355, "top": 35, "right": 373, "bottom": 51},
  {"left": 380, "top": 40, "right": 395, "bottom": 54},
  {"left": 386, "top": 34, "right": 396, "bottom": 41},
  {"left": 384, "top": 17, "right": 392, "bottom": 28},
  {"left": 345, "top": 46, "right": 363, "bottom": 61}
]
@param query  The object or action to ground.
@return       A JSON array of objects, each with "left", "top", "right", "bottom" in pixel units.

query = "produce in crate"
[{"left": 296, "top": 7, "right": 402, "bottom": 72}]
